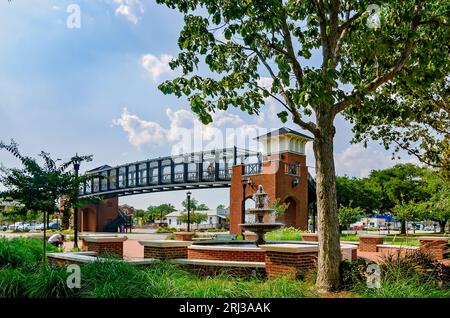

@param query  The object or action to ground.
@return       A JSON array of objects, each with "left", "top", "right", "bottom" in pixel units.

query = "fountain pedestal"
[{"left": 239, "top": 185, "right": 283, "bottom": 246}]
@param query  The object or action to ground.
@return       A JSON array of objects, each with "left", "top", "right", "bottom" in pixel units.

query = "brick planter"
[
  {"left": 140, "top": 240, "right": 192, "bottom": 259},
  {"left": 259, "top": 244, "right": 318, "bottom": 279},
  {"left": 80, "top": 236, "right": 127, "bottom": 258},
  {"left": 418, "top": 237, "right": 449, "bottom": 260},
  {"left": 243, "top": 232, "right": 257, "bottom": 241},
  {"left": 358, "top": 235, "right": 385, "bottom": 252},
  {"left": 301, "top": 233, "right": 318, "bottom": 242},
  {"left": 174, "top": 232, "right": 195, "bottom": 241}
]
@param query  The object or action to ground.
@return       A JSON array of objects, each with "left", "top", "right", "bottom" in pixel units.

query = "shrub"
[
  {"left": 156, "top": 227, "right": 178, "bottom": 233},
  {"left": 340, "top": 259, "right": 368, "bottom": 289},
  {"left": 379, "top": 249, "right": 449, "bottom": 286},
  {"left": 352, "top": 249, "right": 450, "bottom": 298},
  {"left": 265, "top": 227, "right": 304, "bottom": 241}
]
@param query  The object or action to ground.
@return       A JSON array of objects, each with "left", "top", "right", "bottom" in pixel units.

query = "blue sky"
[{"left": 0, "top": 0, "right": 417, "bottom": 210}]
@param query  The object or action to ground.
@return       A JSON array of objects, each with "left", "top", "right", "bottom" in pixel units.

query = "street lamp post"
[
  {"left": 186, "top": 191, "right": 192, "bottom": 232},
  {"left": 242, "top": 178, "right": 253, "bottom": 226},
  {"left": 72, "top": 154, "right": 81, "bottom": 249}
]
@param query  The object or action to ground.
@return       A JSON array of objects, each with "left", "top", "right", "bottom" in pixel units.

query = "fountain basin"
[{"left": 239, "top": 223, "right": 283, "bottom": 245}]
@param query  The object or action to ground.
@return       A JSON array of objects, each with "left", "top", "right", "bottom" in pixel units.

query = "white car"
[
  {"left": 17, "top": 223, "right": 31, "bottom": 231},
  {"left": 28, "top": 223, "right": 44, "bottom": 231},
  {"left": 8, "top": 222, "right": 23, "bottom": 230}
]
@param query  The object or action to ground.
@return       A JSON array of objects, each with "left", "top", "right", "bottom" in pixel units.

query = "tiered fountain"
[{"left": 239, "top": 185, "right": 283, "bottom": 246}]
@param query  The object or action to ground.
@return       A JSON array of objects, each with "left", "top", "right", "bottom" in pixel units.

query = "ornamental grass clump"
[
  {"left": 80, "top": 258, "right": 149, "bottom": 298},
  {"left": 352, "top": 250, "right": 450, "bottom": 298}
]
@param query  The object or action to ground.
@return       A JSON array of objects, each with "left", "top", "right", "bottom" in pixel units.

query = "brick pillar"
[
  {"left": 174, "top": 232, "right": 195, "bottom": 241},
  {"left": 80, "top": 236, "right": 127, "bottom": 258},
  {"left": 418, "top": 237, "right": 449, "bottom": 260},
  {"left": 260, "top": 244, "right": 318, "bottom": 279},
  {"left": 358, "top": 235, "right": 385, "bottom": 252},
  {"left": 140, "top": 240, "right": 192, "bottom": 259}
]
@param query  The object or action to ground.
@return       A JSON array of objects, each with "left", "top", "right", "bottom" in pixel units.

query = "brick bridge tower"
[{"left": 229, "top": 127, "right": 313, "bottom": 235}]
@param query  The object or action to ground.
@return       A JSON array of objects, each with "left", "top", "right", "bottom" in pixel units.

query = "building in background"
[{"left": 165, "top": 209, "right": 228, "bottom": 230}]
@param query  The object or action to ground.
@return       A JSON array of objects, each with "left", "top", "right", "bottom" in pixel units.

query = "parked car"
[
  {"left": 28, "top": 222, "right": 44, "bottom": 231},
  {"left": 1, "top": 224, "right": 7, "bottom": 231},
  {"left": 8, "top": 222, "right": 23, "bottom": 230},
  {"left": 48, "top": 222, "right": 60, "bottom": 230},
  {"left": 17, "top": 223, "right": 31, "bottom": 231}
]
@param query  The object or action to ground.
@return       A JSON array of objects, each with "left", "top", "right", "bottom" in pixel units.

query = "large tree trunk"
[
  {"left": 400, "top": 220, "right": 406, "bottom": 235},
  {"left": 313, "top": 110, "right": 342, "bottom": 292},
  {"left": 438, "top": 220, "right": 447, "bottom": 234}
]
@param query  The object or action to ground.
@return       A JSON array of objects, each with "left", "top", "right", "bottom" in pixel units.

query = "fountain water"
[{"left": 239, "top": 185, "right": 283, "bottom": 245}]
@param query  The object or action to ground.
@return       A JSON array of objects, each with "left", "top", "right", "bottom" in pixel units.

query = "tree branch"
[
  {"left": 254, "top": 49, "right": 318, "bottom": 135},
  {"left": 334, "top": 5, "right": 421, "bottom": 115},
  {"left": 279, "top": 16, "right": 304, "bottom": 87}
]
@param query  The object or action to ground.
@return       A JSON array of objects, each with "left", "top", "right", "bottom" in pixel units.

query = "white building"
[{"left": 165, "top": 210, "right": 228, "bottom": 230}]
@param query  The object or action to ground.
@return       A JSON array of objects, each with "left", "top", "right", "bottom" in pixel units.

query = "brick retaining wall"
[
  {"left": 144, "top": 246, "right": 188, "bottom": 259},
  {"left": 265, "top": 251, "right": 317, "bottom": 279},
  {"left": 82, "top": 241, "right": 123, "bottom": 258},
  {"left": 188, "top": 248, "right": 266, "bottom": 262}
]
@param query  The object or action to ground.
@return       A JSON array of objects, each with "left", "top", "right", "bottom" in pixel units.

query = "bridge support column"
[{"left": 78, "top": 197, "right": 119, "bottom": 232}]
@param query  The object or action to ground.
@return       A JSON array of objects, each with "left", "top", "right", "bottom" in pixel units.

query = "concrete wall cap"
[
  {"left": 170, "top": 258, "right": 265, "bottom": 268},
  {"left": 358, "top": 234, "right": 386, "bottom": 239},
  {"left": 139, "top": 240, "right": 192, "bottom": 247},
  {"left": 47, "top": 253, "right": 97, "bottom": 263},
  {"left": 188, "top": 245, "right": 262, "bottom": 252},
  {"left": 417, "top": 237, "right": 449, "bottom": 241},
  {"left": 340, "top": 244, "right": 358, "bottom": 250},
  {"left": 259, "top": 244, "right": 319, "bottom": 253},
  {"left": 301, "top": 233, "right": 318, "bottom": 236},
  {"left": 81, "top": 236, "right": 127, "bottom": 243},
  {"left": 376, "top": 244, "right": 419, "bottom": 250}
]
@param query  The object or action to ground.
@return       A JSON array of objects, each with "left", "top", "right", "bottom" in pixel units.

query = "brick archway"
[{"left": 276, "top": 196, "right": 297, "bottom": 227}]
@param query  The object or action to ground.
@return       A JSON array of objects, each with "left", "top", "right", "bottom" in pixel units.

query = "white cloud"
[
  {"left": 257, "top": 76, "right": 273, "bottom": 90},
  {"left": 114, "top": 0, "right": 144, "bottom": 24},
  {"left": 112, "top": 108, "right": 166, "bottom": 149},
  {"left": 141, "top": 54, "right": 174, "bottom": 82},
  {"left": 334, "top": 143, "right": 420, "bottom": 177},
  {"left": 112, "top": 107, "right": 268, "bottom": 154}
]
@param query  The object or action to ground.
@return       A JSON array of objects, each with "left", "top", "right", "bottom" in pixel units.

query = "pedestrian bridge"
[{"left": 79, "top": 146, "right": 316, "bottom": 199}]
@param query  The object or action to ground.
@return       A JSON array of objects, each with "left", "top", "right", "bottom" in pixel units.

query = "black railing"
[{"left": 243, "top": 163, "right": 262, "bottom": 175}]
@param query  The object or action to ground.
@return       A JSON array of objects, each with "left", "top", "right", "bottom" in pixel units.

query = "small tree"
[
  {"left": 0, "top": 140, "right": 92, "bottom": 263},
  {"left": 181, "top": 196, "right": 209, "bottom": 211},
  {"left": 338, "top": 204, "right": 364, "bottom": 233},
  {"left": 392, "top": 200, "right": 422, "bottom": 235},
  {"left": 271, "top": 198, "right": 290, "bottom": 218},
  {"left": 178, "top": 211, "right": 208, "bottom": 229}
]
